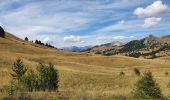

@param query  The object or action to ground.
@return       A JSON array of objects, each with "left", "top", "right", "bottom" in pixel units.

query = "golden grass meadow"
[
  {"left": 0, "top": 33, "right": 169, "bottom": 100},
  {"left": 0, "top": 0, "right": 170, "bottom": 99}
]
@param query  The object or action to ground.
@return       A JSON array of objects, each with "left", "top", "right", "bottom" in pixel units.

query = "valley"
[{"left": 0, "top": 32, "right": 170, "bottom": 99}]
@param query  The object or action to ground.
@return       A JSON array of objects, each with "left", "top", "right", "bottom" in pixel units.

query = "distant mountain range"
[
  {"left": 85, "top": 35, "right": 170, "bottom": 59},
  {"left": 61, "top": 41, "right": 123, "bottom": 52},
  {"left": 61, "top": 46, "right": 92, "bottom": 52}
]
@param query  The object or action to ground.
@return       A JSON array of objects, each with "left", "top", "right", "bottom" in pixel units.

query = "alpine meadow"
[{"left": 0, "top": 0, "right": 170, "bottom": 100}]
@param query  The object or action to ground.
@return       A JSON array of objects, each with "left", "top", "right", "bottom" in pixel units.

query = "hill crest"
[{"left": 85, "top": 35, "right": 170, "bottom": 59}]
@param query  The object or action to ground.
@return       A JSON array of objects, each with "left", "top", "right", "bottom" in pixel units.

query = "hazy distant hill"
[
  {"left": 61, "top": 46, "right": 92, "bottom": 52},
  {"left": 85, "top": 41, "right": 123, "bottom": 54}
]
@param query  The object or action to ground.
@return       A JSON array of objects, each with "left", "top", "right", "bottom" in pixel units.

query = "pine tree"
[
  {"left": 0, "top": 26, "right": 5, "bottom": 37},
  {"left": 25, "top": 37, "right": 29, "bottom": 41},
  {"left": 36, "top": 62, "right": 47, "bottom": 91},
  {"left": 36, "top": 62, "right": 59, "bottom": 91},
  {"left": 35, "top": 40, "right": 39, "bottom": 44},
  {"left": 11, "top": 59, "right": 27, "bottom": 83},
  {"left": 46, "top": 63, "right": 59, "bottom": 91},
  {"left": 133, "top": 71, "right": 164, "bottom": 99}
]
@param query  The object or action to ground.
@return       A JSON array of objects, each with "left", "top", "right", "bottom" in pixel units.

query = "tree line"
[{"left": 25, "top": 37, "right": 56, "bottom": 49}]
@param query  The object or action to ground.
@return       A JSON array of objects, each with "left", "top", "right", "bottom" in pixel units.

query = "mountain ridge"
[{"left": 85, "top": 35, "right": 170, "bottom": 59}]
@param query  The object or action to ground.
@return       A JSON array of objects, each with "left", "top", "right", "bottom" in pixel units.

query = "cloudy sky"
[{"left": 0, "top": 0, "right": 170, "bottom": 47}]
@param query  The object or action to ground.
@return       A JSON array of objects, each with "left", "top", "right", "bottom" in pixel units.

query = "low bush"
[
  {"left": 133, "top": 68, "right": 140, "bottom": 76},
  {"left": 119, "top": 71, "right": 125, "bottom": 76},
  {"left": 165, "top": 72, "right": 169, "bottom": 76}
]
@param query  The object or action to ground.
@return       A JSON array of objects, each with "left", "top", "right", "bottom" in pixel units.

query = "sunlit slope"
[
  {"left": 0, "top": 32, "right": 89, "bottom": 66},
  {"left": 0, "top": 32, "right": 170, "bottom": 98}
]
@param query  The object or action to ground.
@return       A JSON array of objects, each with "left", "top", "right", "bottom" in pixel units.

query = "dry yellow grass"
[{"left": 0, "top": 33, "right": 170, "bottom": 99}]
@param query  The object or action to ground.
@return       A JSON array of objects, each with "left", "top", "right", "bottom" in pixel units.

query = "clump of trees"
[
  {"left": 132, "top": 71, "right": 165, "bottom": 100},
  {"left": 126, "top": 52, "right": 142, "bottom": 58},
  {"left": 45, "top": 43, "right": 55, "bottom": 48},
  {"left": 6, "top": 59, "right": 59, "bottom": 95},
  {"left": 24, "top": 37, "right": 56, "bottom": 49},
  {"left": 0, "top": 26, "right": 5, "bottom": 37},
  {"left": 35, "top": 40, "right": 44, "bottom": 45},
  {"left": 103, "top": 52, "right": 113, "bottom": 56},
  {"left": 34, "top": 39, "right": 55, "bottom": 48}
]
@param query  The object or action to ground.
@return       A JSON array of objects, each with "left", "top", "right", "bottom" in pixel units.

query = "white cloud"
[
  {"left": 95, "top": 20, "right": 126, "bottom": 33},
  {"left": 142, "top": 17, "right": 162, "bottom": 28},
  {"left": 96, "top": 36, "right": 110, "bottom": 40},
  {"left": 112, "top": 36, "right": 134, "bottom": 40},
  {"left": 112, "top": 36, "right": 127, "bottom": 40},
  {"left": 0, "top": 1, "right": 98, "bottom": 38},
  {"left": 42, "top": 37, "right": 51, "bottom": 43},
  {"left": 0, "top": 0, "right": 169, "bottom": 47},
  {"left": 0, "top": 0, "right": 150, "bottom": 38},
  {"left": 95, "top": 19, "right": 142, "bottom": 34},
  {"left": 118, "top": 20, "right": 125, "bottom": 25},
  {"left": 96, "top": 35, "right": 134, "bottom": 40},
  {"left": 64, "top": 35, "right": 84, "bottom": 43},
  {"left": 134, "top": 1, "right": 169, "bottom": 18}
]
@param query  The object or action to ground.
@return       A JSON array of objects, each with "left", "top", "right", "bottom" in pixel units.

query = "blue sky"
[{"left": 0, "top": 0, "right": 170, "bottom": 47}]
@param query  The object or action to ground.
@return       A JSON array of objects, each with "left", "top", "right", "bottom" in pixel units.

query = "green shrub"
[
  {"left": 24, "top": 70, "right": 37, "bottom": 92},
  {"left": 167, "top": 81, "right": 170, "bottom": 88},
  {"left": 36, "top": 62, "right": 59, "bottom": 91},
  {"left": 132, "top": 71, "right": 164, "bottom": 100},
  {"left": 3, "top": 83, "right": 15, "bottom": 97},
  {"left": 165, "top": 72, "right": 169, "bottom": 76},
  {"left": 133, "top": 68, "right": 140, "bottom": 76},
  {"left": 46, "top": 63, "right": 59, "bottom": 91},
  {"left": 95, "top": 51, "right": 102, "bottom": 54}
]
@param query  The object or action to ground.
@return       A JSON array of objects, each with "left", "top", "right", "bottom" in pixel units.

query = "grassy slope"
[{"left": 0, "top": 33, "right": 170, "bottom": 99}]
